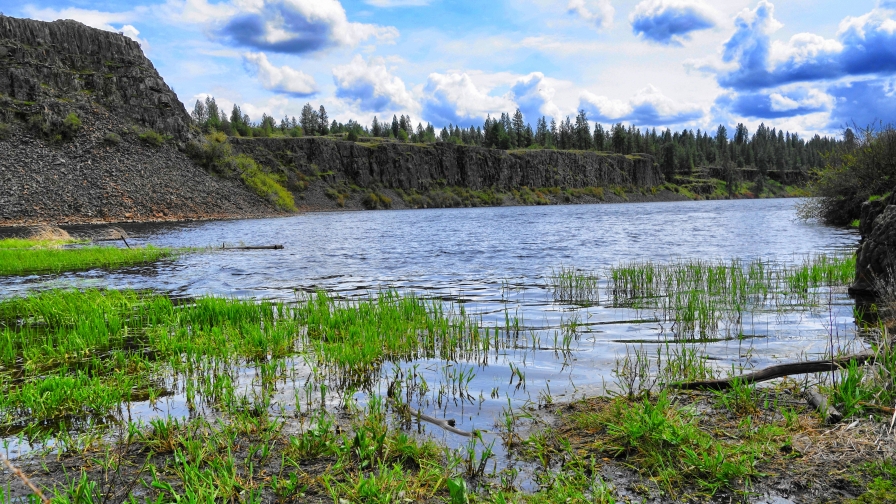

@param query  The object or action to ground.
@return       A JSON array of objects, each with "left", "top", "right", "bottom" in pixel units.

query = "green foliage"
[
  {"left": 63, "top": 112, "right": 81, "bottom": 134},
  {"left": 0, "top": 122, "right": 10, "bottom": 140},
  {"left": 362, "top": 191, "right": 392, "bottom": 209},
  {"left": 103, "top": 132, "right": 121, "bottom": 145},
  {"left": 138, "top": 128, "right": 169, "bottom": 146},
  {"left": 237, "top": 155, "right": 296, "bottom": 211},
  {"left": 799, "top": 124, "right": 896, "bottom": 225},
  {"left": 603, "top": 393, "right": 757, "bottom": 495}
]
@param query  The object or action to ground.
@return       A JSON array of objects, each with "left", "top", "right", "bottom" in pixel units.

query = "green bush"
[
  {"left": 362, "top": 191, "right": 393, "bottom": 210},
  {"left": 103, "top": 132, "right": 121, "bottom": 145},
  {"left": 62, "top": 112, "right": 81, "bottom": 136},
  {"left": 139, "top": 129, "right": 169, "bottom": 147},
  {"left": 799, "top": 124, "right": 896, "bottom": 225},
  {"left": 237, "top": 155, "right": 296, "bottom": 211},
  {"left": 0, "top": 122, "right": 10, "bottom": 140}
]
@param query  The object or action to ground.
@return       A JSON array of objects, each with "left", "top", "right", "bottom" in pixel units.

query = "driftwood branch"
[
  {"left": 220, "top": 243, "right": 284, "bottom": 250},
  {"left": 672, "top": 350, "right": 876, "bottom": 391},
  {"left": 805, "top": 387, "right": 842, "bottom": 424},
  {"left": 386, "top": 398, "right": 476, "bottom": 437}
]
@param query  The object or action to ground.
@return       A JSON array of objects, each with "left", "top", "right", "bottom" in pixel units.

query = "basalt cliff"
[
  {"left": 0, "top": 15, "right": 673, "bottom": 226},
  {"left": 0, "top": 15, "right": 275, "bottom": 226}
]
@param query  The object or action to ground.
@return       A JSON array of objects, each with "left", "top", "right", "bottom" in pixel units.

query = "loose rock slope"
[{"left": 0, "top": 15, "right": 277, "bottom": 226}]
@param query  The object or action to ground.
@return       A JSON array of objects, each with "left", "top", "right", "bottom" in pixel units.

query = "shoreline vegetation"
[{"left": 2, "top": 238, "right": 894, "bottom": 503}]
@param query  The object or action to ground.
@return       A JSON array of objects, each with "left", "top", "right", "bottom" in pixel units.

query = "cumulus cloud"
[
  {"left": 567, "top": 0, "right": 614, "bottom": 30},
  {"left": 421, "top": 73, "right": 516, "bottom": 126},
  {"left": 718, "top": 1, "right": 896, "bottom": 90},
  {"left": 827, "top": 78, "right": 896, "bottom": 128},
  {"left": 716, "top": 87, "right": 834, "bottom": 119},
  {"left": 242, "top": 52, "right": 317, "bottom": 97},
  {"left": 509, "top": 73, "right": 562, "bottom": 122},
  {"left": 579, "top": 85, "right": 704, "bottom": 125},
  {"left": 630, "top": 0, "right": 718, "bottom": 46},
  {"left": 210, "top": 0, "right": 398, "bottom": 54},
  {"left": 332, "top": 55, "right": 416, "bottom": 112}
]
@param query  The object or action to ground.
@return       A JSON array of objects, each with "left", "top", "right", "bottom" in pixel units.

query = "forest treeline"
[{"left": 190, "top": 97, "right": 842, "bottom": 180}]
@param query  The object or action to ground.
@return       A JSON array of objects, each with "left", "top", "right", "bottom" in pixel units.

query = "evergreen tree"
[
  {"left": 318, "top": 106, "right": 329, "bottom": 135},
  {"left": 300, "top": 103, "right": 316, "bottom": 135},
  {"left": 574, "top": 109, "right": 592, "bottom": 150},
  {"left": 392, "top": 115, "right": 400, "bottom": 138},
  {"left": 512, "top": 109, "right": 525, "bottom": 148}
]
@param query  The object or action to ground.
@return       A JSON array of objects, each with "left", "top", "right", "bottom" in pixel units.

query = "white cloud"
[
  {"left": 242, "top": 52, "right": 317, "bottom": 96},
  {"left": 768, "top": 88, "right": 834, "bottom": 112},
  {"left": 510, "top": 72, "right": 562, "bottom": 121},
  {"left": 210, "top": 0, "right": 398, "bottom": 55},
  {"left": 422, "top": 72, "right": 516, "bottom": 125},
  {"left": 630, "top": 0, "right": 720, "bottom": 46},
  {"left": 567, "top": 0, "right": 614, "bottom": 29},
  {"left": 580, "top": 85, "right": 705, "bottom": 125},
  {"left": 332, "top": 55, "right": 417, "bottom": 112},
  {"left": 769, "top": 33, "right": 843, "bottom": 66}
]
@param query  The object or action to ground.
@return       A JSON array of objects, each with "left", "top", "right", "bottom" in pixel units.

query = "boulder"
[{"left": 851, "top": 190, "right": 896, "bottom": 295}]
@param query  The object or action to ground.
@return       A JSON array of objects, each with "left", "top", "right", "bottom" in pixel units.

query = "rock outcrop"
[
  {"left": 0, "top": 15, "right": 190, "bottom": 139},
  {"left": 231, "top": 137, "right": 664, "bottom": 192},
  {"left": 852, "top": 190, "right": 896, "bottom": 295},
  {"left": 0, "top": 15, "right": 277, "bottom": 226}
]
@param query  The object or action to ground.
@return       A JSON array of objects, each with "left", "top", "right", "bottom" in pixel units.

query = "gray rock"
[
  {"left": 231, "top": 137, "right": 664, "bottom": 193},
  {"left": 852, "top": 190, "right": 896, "bottom": 294}
]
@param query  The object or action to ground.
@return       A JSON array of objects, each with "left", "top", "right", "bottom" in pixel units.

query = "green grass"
[
  {"left": 549, "top": 266, "right": 600, "bottom": 305},
  {"left": 0, "top": 244, "right": 177, "bottom": 275},
  {"left": 237, "top": 154, "right": 296, "bottom": 211},
  {"left": 607, "top": 254, "right": 856, "bottom": 339}
]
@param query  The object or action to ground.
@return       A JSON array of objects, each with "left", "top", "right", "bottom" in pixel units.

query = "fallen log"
[
  {"left": 221, "top": 243, "right": 284, "bottom": 250},
  {"left": 672, "top": 350, "right": 876, "bottom": 391},
  {"left": 386, "top": 398, "right": 477, "bottom": 437}
]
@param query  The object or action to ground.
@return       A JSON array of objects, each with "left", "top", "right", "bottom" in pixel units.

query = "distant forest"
[{"left": 191, "top": 97, "right": 843, "bottom": 179}]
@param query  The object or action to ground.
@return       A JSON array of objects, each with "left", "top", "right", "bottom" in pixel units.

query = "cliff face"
[
  {"left": 0, "top": 15, "right": 190, "bottom": 139},
  {"left": 231, "top": 137, "right": 664, "bottom": 192},
  {"left": 851, "top": 191, "right": 896, "bottom": 295},
  {"left": 0, "top": 16, "right": 276, "bottom": 226}
]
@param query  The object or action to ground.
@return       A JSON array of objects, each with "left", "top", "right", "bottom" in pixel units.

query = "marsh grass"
[
  {"left": 549, "top": 266, "right": 600, "bottom": 305},
  {"left": 0, "top": 244, "right": 178, "bottom": 276},
  {"left": 607, "top": 254, "right": 855, "bottom": 339}
]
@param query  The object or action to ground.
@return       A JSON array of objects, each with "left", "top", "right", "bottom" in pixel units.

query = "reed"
[{"left": 0, "top": 244, "right": 177, "bottom": 275}]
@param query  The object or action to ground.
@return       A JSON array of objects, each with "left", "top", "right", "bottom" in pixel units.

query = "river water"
[{"left": 0, "top": 198, "right": 862, "bottom": 454}]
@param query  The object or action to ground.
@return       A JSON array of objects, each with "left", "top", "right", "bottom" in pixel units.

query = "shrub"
[
  {"left": 139, "top": 129, "right": 169, "bottom": 146},
  {"left": 0, "top": 122, "right": 10, "bottom": 140},
  {"left": 799, "top": 123, "right": 896, "bottom": 225},
  {"left": 62, "top": 112, "right": 81, "bottom": 137},
  {"left": 362, "top": 191, "right": 392, "bottom": 210},
  {"left": 237, "top": 155, "right": 296, "bottom": 211},
  {"left": 103, "top": 132, "right": 121, "bottom": 145}
]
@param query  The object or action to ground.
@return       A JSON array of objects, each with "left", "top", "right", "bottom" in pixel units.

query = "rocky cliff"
[
  {"left": 0, "top": 15, "right": 276, "bottom": 226},
  {"left": 231, "top": 137, "right": 664, "bottom": 193},
  {"left": 851, "top": 190, "right": 896, "bottom": 295},
  {"left": 0, "top": 15, "right": 190, "bottom": 139}
]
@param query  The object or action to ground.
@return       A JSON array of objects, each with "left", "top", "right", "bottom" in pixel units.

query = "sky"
[{"left": 10, "top": 0, "right": 896, "bottom": 136}]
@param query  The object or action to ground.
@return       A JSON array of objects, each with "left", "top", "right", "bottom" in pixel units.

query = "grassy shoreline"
[{"left": 1, "top": 251, "right": 894, "bottom": 502}]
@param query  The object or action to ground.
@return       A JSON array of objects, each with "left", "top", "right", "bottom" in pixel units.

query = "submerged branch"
[{"left": 671, "top": 350, "right": 876, "bottom": 391}]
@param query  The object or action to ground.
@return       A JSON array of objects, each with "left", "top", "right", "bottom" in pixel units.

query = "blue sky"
[{"left": 12, "top": 0, "right": 896, "bottom": 136}]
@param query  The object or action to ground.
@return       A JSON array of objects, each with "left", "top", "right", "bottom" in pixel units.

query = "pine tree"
[
  {"left": 371, "top": 116, "right": 382, "bottom": 137},
  {"left": 318, "top": 106, "right": 329, "bottom": 135},
  {"left": 300, "top": 103, "right": 316, "bottom": 135},
  {"left": 391, "top": 115, "right": 400, "bottom": 139},
  {"left": 512, "top": 109, "right": 525, "bottom": 148}
]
